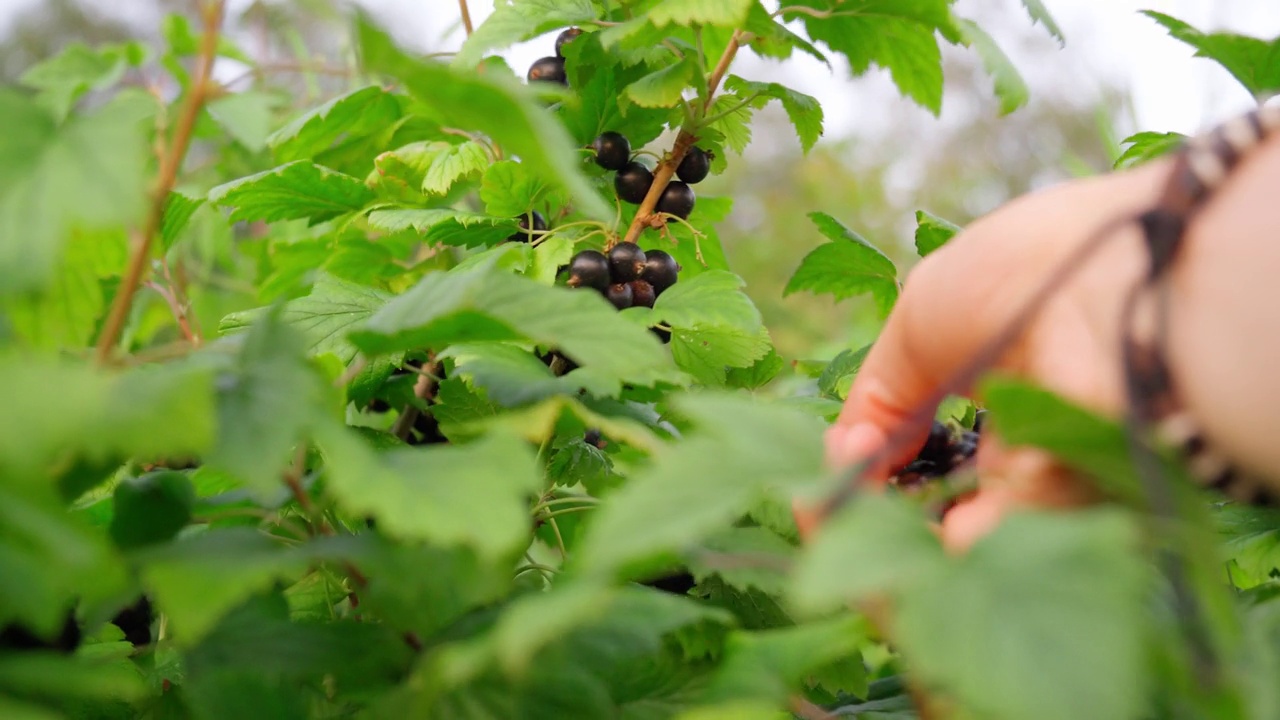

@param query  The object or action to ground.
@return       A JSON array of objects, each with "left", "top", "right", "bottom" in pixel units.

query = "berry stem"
[
  {"left": 457, "top": 0, "right": 474, "bottom": 36},
  {"left": 94, "top": 0, "right": 225, "bottom": 364},
  {"left": 391, "top": 357, "right": 441, "bottom": 441},
  {"left": 617, "top": 29, "right": 744, "bottom": 246}
]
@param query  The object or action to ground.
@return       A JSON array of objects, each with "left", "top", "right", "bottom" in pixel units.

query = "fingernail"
[{"left": 825, "top": 422, "right": 886, "bottom": 469}]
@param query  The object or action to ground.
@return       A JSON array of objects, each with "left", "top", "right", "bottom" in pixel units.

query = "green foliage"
[
  {"left": 1, "top": 3, "right": 1277, "bottom": 720},
  {"left": 1143, "top": 11, "right": 1280, "bottom": 101},
  {"left": 1115, "top": 130, "right": 1186, "bottom": 169}
]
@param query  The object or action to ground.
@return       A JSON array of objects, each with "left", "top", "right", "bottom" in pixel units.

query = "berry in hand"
[
  {"left": 555, "top": 27, "right": 583, "bottom": 58},
  {"left": 527, "top": 56, "right": 567, "bottom": 85},
  {"left": 592, "top": 131, "right": 631, "bottom": 171},
  {"left": 607, "top": 242, "right": 647, "bottom": 282},
  {"left": 951, "top": 431, "right": 979, "bottom": 464},
  {"left": 614, "top": 161, "right": 654, "bottom": 204},
  {"left": 656, "top": 181, "right": 695, "bottom": 219},
  {"left": 629, "top": 279, "right": 657, "bottom": 308},
  {"left": 641, "top": 250, "right": 681, "bottom": 295},
  {"left": 676, "top": 147, "right": 711, "bottom": 184},
  {"left": 919, "top": 421, "right": 952, "bottom": 464},
  {"left": 606, "top": 282, "right": 634, "bottom": 310},
  {"left": 508, "top": 210, "right": 547, "bottom": 243},
  {"left": 566, "top": 250, "right": 610, "bottom": 292}
]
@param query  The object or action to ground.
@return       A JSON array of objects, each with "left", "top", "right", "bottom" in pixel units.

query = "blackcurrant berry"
[
  {"left": 566, "top": 250, "right": 610, "bottom": 292},
  {"left": 629, "top": 279, "right": 657, "bottom": 308},
  {"left": 592, "top": 131, "right": 631, "bottom": 171},
  {"left": 508, "top": 210, "right": 547, "bottom": 243},
  {"left": 605, "top": 283, "right": 634, "bottom": 310},
  {"left": 641, "top": 250, "right": 681, "bottom": 295},
  {"left": 903, "top": 459, "right": 940, "bottom": 478},
  {"left": 951, "top": 432, "right": 979, "bottom": 463},
  {"left": 651, "top": 326, "right": 671, "bottom": 344},
  {"left": 676, "top": 147, "right": 711, "bottom": 184},
  {"left": 614, "top": 161, "right": 654, "bottom": 204},
  {"left": 607, "top": 242, "right": 646, "bottom": 283},
  {"left": 656, "top": 181, "right": 695, "bottom": 219},
  {"left": 972, "top": 409, "right": 987, "bottom": 434},
  {"left": 112, "top": 595, "right": 154, "bottom": 648},
  {"left": 527, "top": 56, "right": 567, "bottom": 85},
  {"left": 555, "top": 28, "right": 583, "bottom": 58},
  {"left": 583, "top": 428, "right": 604, "bottom": 448},
  {"left": 919, "top": 421, "right": 951, "bottom": 463}
]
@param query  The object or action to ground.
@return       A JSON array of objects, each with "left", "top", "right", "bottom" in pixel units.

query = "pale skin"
[{"left": 796, "top": 133, "right": 1280, "bottom": 551}]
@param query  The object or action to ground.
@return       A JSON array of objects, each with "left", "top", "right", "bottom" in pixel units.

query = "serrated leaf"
[
  {"left": 647, "top": 0, "right": 754, "bottom": 27},
  {"left": 206, "top": 91, "right": 279, "bottom": 152},
  {"left": 698, "top": 617, "right": 866, "bottom": 705},
  {"left": 722, "top": 76, "right": 824, "bottom": 153},
  {"left": 138, "top": 528, "right": 307, "bottom": 644},
  {"left": 548, "top": 439, "right": 617, "bottom": 493},
  {"left": 1114, "top": 131, "right": 1185, "bottom": 170},
  {"left": 18, "top": 42, "right": 130, "bottom": 121},
  {"left": 453, "top": 0, "right": 597, "bottom": 68},
  {"left": 208, "top": 161, "right": 375, "bottom": 224},
  {"left": 724, "top": 348, "right": 784, "bottom": 390},
  {"left": 651, "top": 270, "right": 762, "bottom": 334},
  {"left": 1143, "top": 11, "right": 1280, "bottom": 101},
  {"left": 351, "top": 258, "right": 681, "bottom": 395},
  {"left": 367, "top": 207, "right": 519, "bottom": 248},
  {"left": 443, "top": 343, "right": 578, "bottom": 407},
  {"left": 626, "top": 60, "right": 696, "bottom": 108},
  {"left": 817, "top": 345, "right": 870, "bottom": 400},
  {"left": 670, "top": 326, "right": 771, "bottom": 386},
  {"left": 578, "top": 393, "right": 826, "bottom": 575},
  {"left": 160, "top": 191, "right": 203, "bottom": 251},
  {"left": 744, "top": 3, "right": 830, "bottom": 65},
  {"left": 914, "top": 209, "right": 961, "bottom": 258},
  {"left": 357, "top": 14, "right": 610, "bottom": 221},
  {"left": 480, "top": 160, "right": 552, "bottom": 218},
  {"left": 894, "top": 510, "right": 1148, "bottom": 720},
  {"left": 956, "top": 19, "right": 1029, "bottom": 115},
  {"left": 268, "top": 85, "right": 402, "bottom": 162},
  {"left": 688, "top": 526, "right": 794, "bottom": 596},
  {"left": 317, "top": 426, "right": 540, "bottom": 560},
  {"left": 422, "top": 141, "right": 491, "bottom": 195},
  {"left": 705, "top": 93, "right": 755, "bottom": 154},
  {"left": 1020, "top": 0, "right": 1065, "bottom": 44},
  {"left": 785, "top": 212, "right": 898, "bottom": 315},
  {"left": 1217, "top": 505, "right": 1280, "bottom": 588}
]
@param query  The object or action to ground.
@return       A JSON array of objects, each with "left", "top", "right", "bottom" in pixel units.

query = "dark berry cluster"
[
  {"left": 565, "top": 242, "right": 680, "bottom": 341},
  {"left": 892, "top": 420, "right": 981, "bottom": 488},
  {"left": 507, "top": 210, "right": 547, "bottom": 243},
  {"left": 526, "top": 28, "right": 582, "bottom": 86},
  {"left": 591, "top": 131, "right": 710, "bottom": 220}
]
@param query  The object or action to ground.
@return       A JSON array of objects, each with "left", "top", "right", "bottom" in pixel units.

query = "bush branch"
[
  {"left": 458, "top": 0, "right": 474, "bottom": 36},
  {"left": 391, "top": 357, "right": 441, "bottom": 441},
  {"left": 618, "top": 30, "right": 743, "bottom": 246},
  {"left": 95, "top": 0, "right": 225, "bottom": 363}
]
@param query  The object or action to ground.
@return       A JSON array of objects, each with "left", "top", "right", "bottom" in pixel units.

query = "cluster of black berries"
[
  {"left": 526, "top": 28, "right": 583, "bottom": 86},
  {"left": 565, "top": 241, "right": 680, "bottom": 341},
  {"left": 591, "top": 131, "right": 710, "bottom": 220},
  {"left": 892, "top": 419, "right": 982, "bottom": 489}
]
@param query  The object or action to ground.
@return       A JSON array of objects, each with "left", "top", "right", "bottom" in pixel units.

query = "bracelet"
[{"left": 1127, "top": 105, "right": 1280, "bottom": 506}]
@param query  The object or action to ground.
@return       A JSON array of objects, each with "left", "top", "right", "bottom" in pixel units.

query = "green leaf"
[
  {"left": 422, "top": 141, "right": 491, "bottom": 195},
  {"left": 956, "top": 19, "right": 1029, "bottom": 115},
  {"left": 357, "top": 14, "right": 611, "bottom": 221},
  {"left": 452, "top": 0, "right": 597, "bottom": 68},
  {"left": 1114, "top": 130, "right": 1186, "bottom": 170},
  {"left": 670, "top": 326, "right": 771, "bottom": 386},
  {"left": 1217, "top": 505, "right": 1280, "bottom": 588},
  {"left": 1020, "top": 0, "right": 1065, "bottom": 44},
  {"left": 206, "top": 91, "right": 279, "bottom": 152},
  {"left": 480, "top": 160, "right": 552, "bottom": 217},
  {"left": 108, "top": 471, "right": 195, "bottom": 549},
  {"left": 817, "top": 345, "right": 870, "bottom": 400},
  {"left": 784, "top": 212, "right": 899, "bottom": 316},
  {"left": 0, "top": 91, "right": 149, "bottom": 294},
  {"left": 18, "top": 42, "right": 131, "bottom": 121},
  {"left": 648, "top": 0, "right": 754, "bottom": 27},
  {"left": 3, "top": 229, "right": 120, "bottom": 349},
  {"left": 367, "top": 207, "right": 519, "bottom": 248},
  {"left": 722, "top": 76, "right": 824, "bottom": 153},
  {"left": 138, "top": 528, "right": 307, "bottom": 644},
  {"left": 1143, "top": 11, "right": 1280, "bottom": 100},
  {"left": 267, "top": 85, "right": 402, "bottom": 163},
  {"left": 724, "top": 348, "right": 784, "bottom": 391},
  {"left": 207, "top": 308, "right": 328, "bottom": 499},
  {"left": 626, "top": 60, "right": 697, "bottom": 108},
  {"left": 914, "top": 209, "right": 961, "bottom": 258},
  {"left": 352, "top": 259, "right": 682, "bottom": 395},
  {"left": 317, "top": 426, "right": 540, "bottom": 560},
  {"left": 688, "top": 526, "right": 795, "bottom": 596},
  {"left": 160, "top": 191, "right": 204, "bottom": 251},
  {"left": 221, "top": 275, "right": 391, "bottom": 365},
  {"left": 698, "top": 617, "right": 866, "bottom": 705},
  {"left": 578, "top": 393, "right": 826, "bottom": 575},
  {"left": 894, "top": 510, "right": 1149, "bottom": 720},
  {"left": 651, "top": 270, "right": 762, "bottom": 334},
  {"left": 208, "top": 161, "right": 375, "bottom": 224},
  {"left": 791, "top": 493, "right": 945, "bottom": 615}
]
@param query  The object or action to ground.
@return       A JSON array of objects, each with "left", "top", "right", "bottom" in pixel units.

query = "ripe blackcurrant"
[
  {"left": 508, "top": 210, "right": 547, "bottom": 243},
  {"left": 112, "top": 595, "right": 154, "bottom": 647},
  {"left": 614, "top": 161, "right": 654, "bottom": 204},
  {"left": 555, "top": 28, "right": 583, "bottom": 58},
  {"left": 629, "top": 279, "right": 657, "bottom": 308},
  {"left": 972, "top": 409, "right": 987, "bottom": 433},
  {"left": 641, "top": 250, "right": 681, "bottom": 295},
  {"left": 656, "top": 181, "right": 695, "bottom": 219},
  {"left": 607, "top": 242, "right": 646, "bottom": 283},
  {"left": 566, "top": 250, "right": 610, "bottom": 292},
  {"left": 605, "top": 283, "right": 634, "bottom": 310},
  {"left": 592, "top": 131, "right": 631, "bottom": 171},
  {"left": 920, "top": 421, "right": 951, "bottom": 463},
  {"left": 527, "top": 56, "right": 567, "bottom": 85},
  {"left": 951, "top": 431, "right": 979, "bottom": 463},
  {"left": 676, "top": 147, "right": 711, "bottom": 184},
  {"left": 584, "top": 428, "right": 604, "bottom": 448}
]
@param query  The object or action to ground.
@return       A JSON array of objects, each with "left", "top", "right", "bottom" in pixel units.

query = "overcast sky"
[{"left": 3, "top": 0, "right": 1277, "bottom": 137}]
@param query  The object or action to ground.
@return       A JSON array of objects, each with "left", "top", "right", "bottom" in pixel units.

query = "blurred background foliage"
[{"left": 0, "top": 0, "right": 1219, "bottom": 362}]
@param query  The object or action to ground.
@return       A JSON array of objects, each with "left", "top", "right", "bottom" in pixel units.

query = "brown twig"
[
  {"left": 391, "top": 358, "right": 442, "bottom": 441},
  {"left": 618, "top": 30, "right": 744, "bottom": 246},
  {"left": 458, "top": 0, "right": 474, "bottom": 36},
  {"left": 789, "top": 696, "right": 834, "bottom": 720},
  {"left": 94, "top": 0, "right": 226, "bottom": 363}
]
